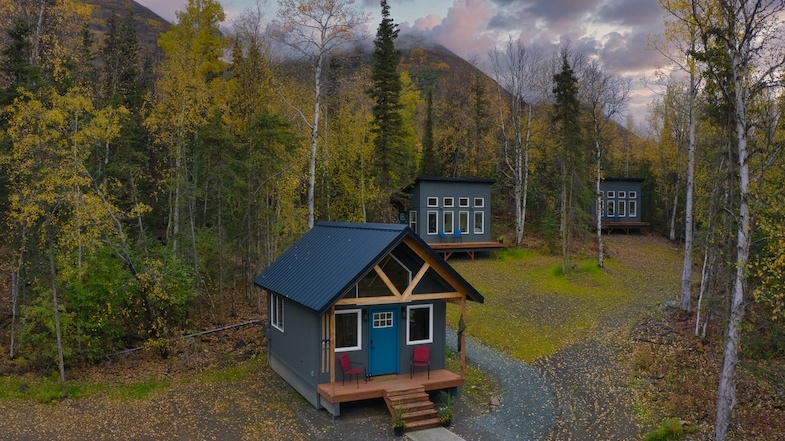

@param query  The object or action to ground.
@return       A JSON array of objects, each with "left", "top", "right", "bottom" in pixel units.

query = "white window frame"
[
  {"left": 459, "top": 211, "right": 469, "bottom": 233},
  {"left": 618, "top": 200, "right": 626, "bottom": 217},
  {"left": 335, "top": 309, "right": 362, "bottom": 352},
  {"left": 427, "top": 197, "right": 438, "bottom": 207},
  {"left": 409, "top": 210, "right": 417, "bottom": 233},
  {"left": 607, "top": 200, "right": 616, "bottom": 217},
  {"left": 473, "top": 211, "right": 484, "bottom": 234},
  {"left": 628, "top": 200, "right": 637, "bottom": 218},
  {"left": 629, "top": 191, "right": 637, "bottom": 200},
  {"left": 473, "top": 197, "right": 484, "bottom": 208},
  {"left": 607, "top": 191, "right": 615, "bottom": 199},
  {"left": 459, "top": 197, "right": 469, "bottom": 207},
  {"left": 618, "top": 191, "right": 626, "bottom": 199},
  {"left": 406, "top": 304, "right": 433, "bottom": 345},
  {"left": 427, "top": 211, "right": 438, "bottom": 235},
  {"left": 443, "top": 197, "right": 454, "bottom": 207},
  {"left": 443, "top": 211, "right": 454, "bottom": 234},
  {"left": 271, "top": 294, "right": 284, "bottom": 332},
  {"left": 373, "top": 311, "right": 394, "bottom": 329}
]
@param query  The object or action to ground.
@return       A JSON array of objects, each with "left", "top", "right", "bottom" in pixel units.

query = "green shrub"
[{"left": 645, "top": 418, "right": 684, "bottom": 441}]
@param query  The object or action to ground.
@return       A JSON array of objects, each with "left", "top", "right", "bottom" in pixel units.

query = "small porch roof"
[{"left": 253, "top": 221, "right": 484, "bottom": 315}]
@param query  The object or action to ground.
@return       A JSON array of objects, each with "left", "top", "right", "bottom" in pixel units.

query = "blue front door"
[{"left": 368, "top": 307, "right": 399, "bottom": 376}]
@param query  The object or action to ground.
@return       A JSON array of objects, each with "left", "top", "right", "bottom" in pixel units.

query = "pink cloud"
[
  {"left": 432, "top": 0, "right": 497, "bottom": 57},
  {"left": 412, "top": 14, "right": 443, "bottom": 32}
]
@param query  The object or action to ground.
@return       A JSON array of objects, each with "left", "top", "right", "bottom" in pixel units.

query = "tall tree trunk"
[
  {"left": 561, "top": 161, "right": 569, "bottom": 275},
  {"left": 520, "top": 103, "right": 531, "bottom": 244},
  {"left": 47, "top": 230, "right": 67, "bottom": 399},
  {"left": 680, "top": 68, "right": 697, "bottom": 311},
  {"left": 595, "top": 122, "right": 604, "bottom": 268},
  {"left": 307, "top": 53, "right": 323, "bottom": 230},
  {"left": 669, "top": 173, "right": 680, "bottom": 241},
  {"left": 715, "top": 40, "right": 752, "bottom": 440}
]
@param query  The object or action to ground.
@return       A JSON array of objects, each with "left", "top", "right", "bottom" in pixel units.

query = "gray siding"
[
  {"left": 410, "top": 179, "right": 494, "bottom": 244},
  {"left": 593, "top": 180, "right": 644, "bottom": 222},
  {"left": 268, "top": 296, "right": 321, "bottom": 391}
]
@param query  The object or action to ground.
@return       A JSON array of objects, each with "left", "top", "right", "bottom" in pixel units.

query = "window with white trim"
[
  {"left": 443, "top": 211, "right": 454, "bottom": 234},
  {"left": 427, "top": 197, "right": 438, "bottom": 207},
  {"left": 459, "top": 211, "right": 469, "bottom": 233},
  {"left": 373, "top": 311, "right": 393, "bottom": 328},
  {"left": 459, "top": 197, "right": 469, "bottom": 207},
  {"left": 427, "top": 211, "right": 438, "bottom": 235},
  {"left": 607, "top": 191, "right": 615, "bottom": 199},
  {"left": 473, "top": 197, "right": 484, "bottom": 208},
  {"left": 629, "top": 191, "right": 637, "bottom": 200},
  {"left": 443, "top": 197, "right": 454, "bottom": 207},
  {"left": 628, "top": 200, "right": 637, "bottom": 218},
  {"left": 271, "top": 294, "right": 284, "bottom": 331},
  {"left": 335, "top": 309, "right": 361, "bottom": 352},
  {"left": 409, "top": 211, "right": 417, "bottom": 233},
  {"left": 618, "top": 191, "right": 626, "bottom": 199},
  {"left": 607, "top": 200, "right": 616, "bottom": 217},
  {"left": 407, "top": 304, "right": 433, "bottom": 345},
  {"left": 618, "top": 200, "right": 626, "bottom": 217},
  {"left": 473, "top": 211, "right": 484, "bottom": 234}
]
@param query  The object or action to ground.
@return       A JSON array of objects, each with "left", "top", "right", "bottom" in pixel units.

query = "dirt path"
[{"left": 535, "top": 234, "right": 682, "bottom": 440}]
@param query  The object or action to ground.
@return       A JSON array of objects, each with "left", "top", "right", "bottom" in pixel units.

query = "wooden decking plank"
[{"left": 316, "top": 369, "right": 462, "bottom": 405}]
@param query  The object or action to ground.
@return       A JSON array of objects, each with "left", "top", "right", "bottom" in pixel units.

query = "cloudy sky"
[{"left": 136, "top": 0, "right": 668, "bottom": 123}]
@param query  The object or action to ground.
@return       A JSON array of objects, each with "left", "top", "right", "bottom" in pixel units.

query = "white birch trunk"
[
  {"left": 680, "top": 67, "right": 697, "bottom": 311},
  {"left": 307, "top": 52, "right": 323, "bottom": 230},
  {"left": 715, "top": 30, "right": 752, "bottom": 440}
]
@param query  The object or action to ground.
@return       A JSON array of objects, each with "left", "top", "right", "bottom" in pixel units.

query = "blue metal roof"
[{"left": 253, "top": 221, "right": 483, "bottom": 315}]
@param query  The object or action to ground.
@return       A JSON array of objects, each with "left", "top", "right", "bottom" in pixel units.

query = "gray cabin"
[
  {"left": 406, "top": 177, "right": 501, "bottom": 259},
  {"left": 593, "top": 178, "right": 649, "bottom": 232},
  {"left": 254, "top": 222, "right": 484, "bottom": 418}
]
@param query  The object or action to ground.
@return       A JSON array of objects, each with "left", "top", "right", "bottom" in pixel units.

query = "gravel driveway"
[{"left": 446, "top": 331, "right": 558, "bottom": 440}]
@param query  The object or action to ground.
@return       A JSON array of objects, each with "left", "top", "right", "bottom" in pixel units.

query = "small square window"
[
  {"left": 629, "top": 191, "right": 637, "bottom": 199},
  {"left": 607, "top": 191, "right": 615, "bottom": 199},
  {"left": 618, "top": 191, "right": 626, "bottom": 199},
  {"left": 473, "top": 198, "right": 484, "bottom": 208},
  {"left": 443, "top": 197, "right": 454, "bottom": 207},
  {"left": 459, "top": 197, "right": 469, "bottom": 207},
  {"left": 427, "top": 197, "right": 438, "bottom": 207}
]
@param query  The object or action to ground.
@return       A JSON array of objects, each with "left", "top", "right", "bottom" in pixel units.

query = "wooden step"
[
  {"left": 403, "top": 408, "right": 438, "bottom": 421},
  {"left": 384, "top": 387, "right": 441, "bottom": 434},
  {"left": 405, "top": 417, "right": 442, "bottom": 431}
]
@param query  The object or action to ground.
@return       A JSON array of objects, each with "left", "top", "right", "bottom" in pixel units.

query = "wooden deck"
[
  {"left": 601, "top": 221, "right": 650, "bottom": 234},
  {"left": 429, "top": 241, "right": 506, "bottom": 260},
  {"left": 317, "top": 369, "right": 463, "bottom": 404}
]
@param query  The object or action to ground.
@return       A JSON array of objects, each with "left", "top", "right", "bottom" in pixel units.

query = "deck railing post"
[{"left": 330, "top": 306, "right": 336, "bottom": 396}]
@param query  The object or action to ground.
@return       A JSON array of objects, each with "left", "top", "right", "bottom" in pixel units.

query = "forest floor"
[{"left": 0, "top": 234, "right": 784, "bottom": 440}]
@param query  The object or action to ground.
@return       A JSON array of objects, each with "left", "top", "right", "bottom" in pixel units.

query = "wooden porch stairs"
[{"left": 384, "top": 386, "right": 441, "bottom": 432}]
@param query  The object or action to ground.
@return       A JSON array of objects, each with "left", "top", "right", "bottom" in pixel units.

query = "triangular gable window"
[{"left": 357, "top": 254, "right": 411, "bottom": 298}]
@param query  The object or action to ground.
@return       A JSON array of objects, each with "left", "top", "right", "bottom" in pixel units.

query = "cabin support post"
[
  {"left": 460, "top": 297, "right": 467, "bottom": 379},
  {"left": 329, "top": 305, "right": 335, "bottom": 396}
]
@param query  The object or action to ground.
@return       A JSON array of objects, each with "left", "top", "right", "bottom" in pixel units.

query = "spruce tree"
[
  {"left": 370, "top": 0, "right": 403, "bottom": 193},
  {"left": 552, "top": 51, "right": 586, "bottom": 274},
  {"left": 420, "top": 88, "right": 440, "bottom": 176}
]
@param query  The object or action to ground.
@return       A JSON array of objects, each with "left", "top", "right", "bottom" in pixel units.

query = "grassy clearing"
[
  {"left": 0, "top": 373, "right": 171, "bottom": 402},
  {"left": 447, "top": 235, "right": 682, "bottom": 362}
]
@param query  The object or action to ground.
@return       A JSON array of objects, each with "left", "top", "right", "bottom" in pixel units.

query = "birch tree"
[
  {"left": 270, "top": 0, "right": 369, "bottom": 229},
  {"left": 489, "top": 39, "right": 547, "bottom": 245},
  {"left": 657, "top": 0, "right": 705, "bottom": 311},
  {"left": 686, "top": 1, "right": 785, "bottom": 438},
  {"left": 580, "top": 58, "right": 630, "bottom": 268}
]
